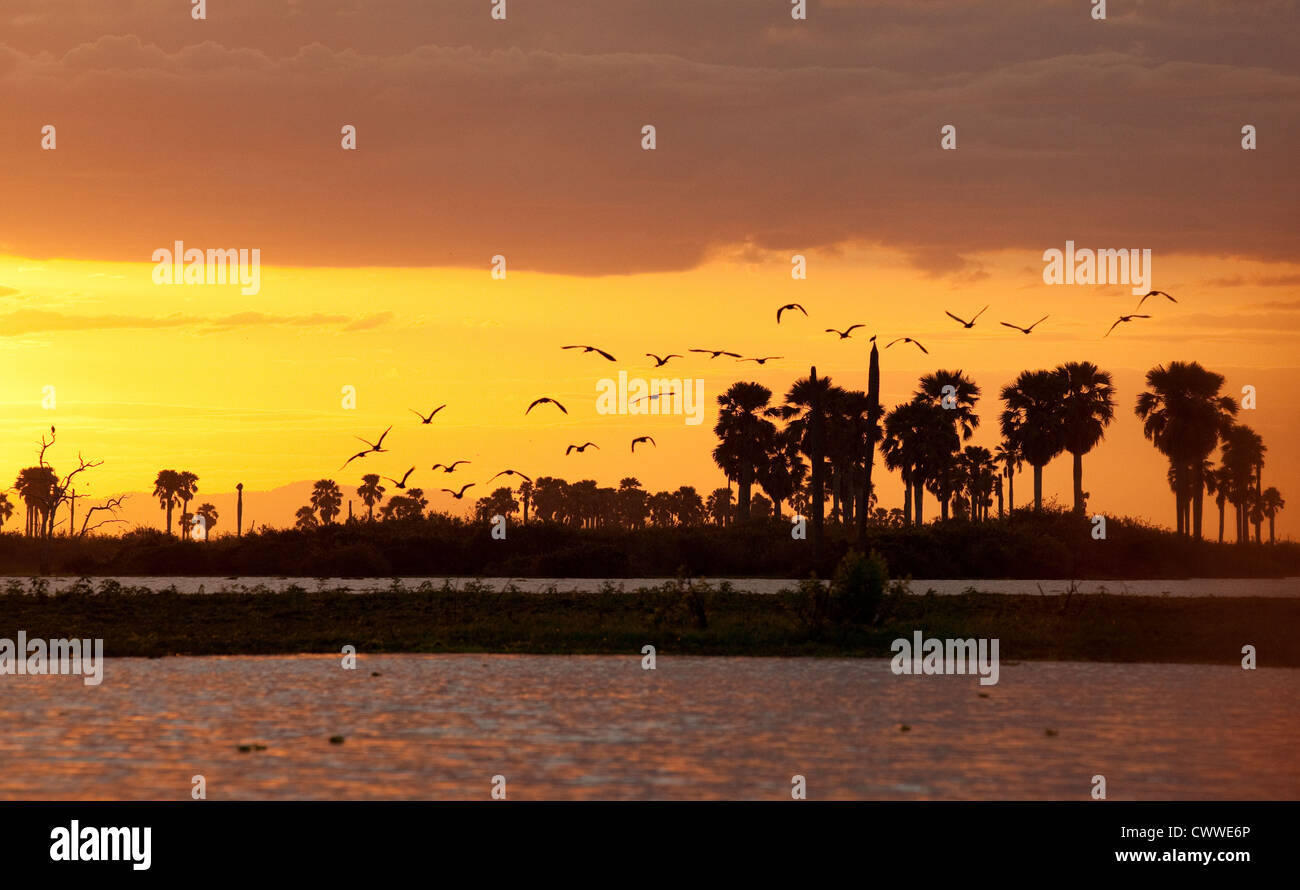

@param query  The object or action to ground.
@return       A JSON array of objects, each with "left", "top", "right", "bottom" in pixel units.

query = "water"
[
  {"left": 0, "top": 655, "right": 1293, "bottom": 800},
  {"left": 7, "top": 576, "right": 1300, "bottom": 597}
]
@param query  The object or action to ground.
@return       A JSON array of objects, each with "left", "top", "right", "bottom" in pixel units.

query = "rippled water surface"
[{"left": 0, "top": 656, "right": 1294, "bottom": 800}]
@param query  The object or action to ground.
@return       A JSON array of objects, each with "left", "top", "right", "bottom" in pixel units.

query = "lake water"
[
  {"left": 0, "top": 655, "right": 1293, "bottom": 800},
  {"left": 7, "top": 576, "right": 1300, "bottom": 597}
]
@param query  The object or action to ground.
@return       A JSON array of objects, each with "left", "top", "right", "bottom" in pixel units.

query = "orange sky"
[{"left": 1, "top": 1, "right": 1296, "bottom": 540}]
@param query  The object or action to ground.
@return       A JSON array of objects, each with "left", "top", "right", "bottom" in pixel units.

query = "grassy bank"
[{"left": 1, "top": 580, "right": 1296, "bottom": 664}]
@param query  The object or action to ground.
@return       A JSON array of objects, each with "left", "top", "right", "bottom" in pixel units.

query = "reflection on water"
[
  {"left": 7, "top": 576, "right": 1300, "bottom": 597},
  {"left": 0, "top": 656, "right": 1294, "bottom": 800}
]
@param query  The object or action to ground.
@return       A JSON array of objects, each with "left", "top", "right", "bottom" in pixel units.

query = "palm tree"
[
  {"left": 1206, "top": 465, "right": 1231, "bottom": 543},
  {"left": 0, "top": 492, "right": 12, "bottom": 530},
  {"left": 175, "top": 471, "right": 199, "bottom": 537},
  {"left": 1000, "top": 370, "right": 1067, "bottom": 512},
  {"left": 1261, "top": 487, "right": 1285, "bottom": 544},
  {"left": 993, "top": 441, "right": 1021, "bottom": 514},
  {"left": 294, "top": 505, "right": 319, "bottom": 530},
  {"left": 15, "top": 466, "right": 58, "bottom": 537},
  {"left": 713, "top": 382, "right": 778, "bottom": 522},
  {"left": 357, "top": 474, "right": 385, "bottom": 520},
  {"left": 311, "top": 479, "right": 344, "bottom": 524},
  {"left": 914, "top": 370, "right": 980, "bottom": 520},
  {"left": 959, "top": 446, "right": 996, "bottom": 521},
  {"left": 615, "top": 477, "right": 648, "bottom": 529},
  {"left": 882, "top": 400, "right": 952, "bottom": 525},
  {"left": 518, "top": 479, "right": 533, "bottom": 524},
  {"left": 705, "top": 487, "right": 733, "bottom": 526},
  {"left": 856, "top": 338, "right": 883, "bottom": 545},
  {"left": 758, "top": 427, "right": 806, "bottom": 521},
  {"left": 1220, "top": 424, "right": 1265, "bottom": 544},
  {"left": 1135, "top": 362, "right": 1237, "bottom": 537},
  {"left": 152, "top": 469, "right": 183, "bottom": 535},
  {"left": 1057, "top": 361, "right": 1115, "bottom": 515},
  {"left": 782, "top": 368, "right": 834, "bottom": 553},
  {"left": 195, "top": 503, "right": 218, "bottom": 540}
]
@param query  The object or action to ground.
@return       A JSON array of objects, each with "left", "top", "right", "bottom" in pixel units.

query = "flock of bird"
[{"left": 336, "top": 289, "right": 1178, "bottom": 506}]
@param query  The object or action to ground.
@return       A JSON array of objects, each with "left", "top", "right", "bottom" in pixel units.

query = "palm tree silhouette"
[
  {"left": 1205, "top": 465, "right": 1231, "bottom": 543},
  {"left": 1000, "top": 370, "right": 1067, "bottom": 512},
  {"left": 993, "top": 441, "right": 1021, "bottom": 514},
  {"left": 175, "top": 471, "right": 199, "bottom": 538},
  {"left": 15, "top": 466, "right": 57, "bottom": 537},
  {"left": 1057, "top": 361, "right": 1116, "bottom": 515},
  {"left": 1135, "top": 362, "right": 1238, "bottom": 537},
  {"left": 152, "top": 469, "right": 183, "bottom": 536},
  {"left": 782, "top": 368, "right": 833, "bottom": 553},
  {"left": 882, "top": 400, "right": 950, "bottom": 524},
  {"left": 195, "top": 503, "right": 218, "bottom": 540},
  {"left": 914, "top": 370, "right": 980, "bottom": 520},
  {"left": 311, "top": 479, "right": 344, "bottom": 524},
  {"left": 0, "top": 492, "right": 12, "bottom": 530},
  {"left": 357, "top": 474, "right": 386, "bottom": 520},
  {"left": 856, "top": 339, "right": 883, "bottom": 545},
  {"left": 713, "top": 382, "right": 779, "bottom": 522},
  {"left": 1221, "top": 424, "right": 1265, "bottom": 544},
  {"left": 518, "top": 479, "right": 533, "bottom": 524},
  {"left": 1261, "top": 487, "right": 1285, "bottom": 544}
]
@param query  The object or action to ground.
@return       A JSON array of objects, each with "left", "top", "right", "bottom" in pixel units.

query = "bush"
[{"left": 831, "top": 549, "right": 888, "bottom": 623}]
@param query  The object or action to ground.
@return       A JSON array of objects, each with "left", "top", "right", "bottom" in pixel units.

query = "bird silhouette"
[
  {"left": 382, "top": 467, "right": 415, "bottom": 489},
  {"left": 562, "top": 344, "right": 616, "bottom": 361},
  {"left": 489, "top": 469, "right": 533, "bottom": 483},
  {"left": 945, "top": 306, "right": 988, "bottom": 329},
  {"left": 340, "top": 425, "right": 392, "bottom": 468},
  {"left": 443, "top": 483, "right": 476, "bottom": 499},
  {"left": 565, "top": 442, "right": 599, "bottom": 454},
  {"left": 631, "top": 392, "right": 676, "bottom": 404},
  {"left": 886, "top": 337, "right": 929, "bottom": 354},
  {"left": 1000, "top": 315, "right": 1049, "bottom": 335},
  {"left": 646, "top": 353, "right": 682, "bottom": 367},
  {"left": 689, "top": 348, "right": 742, "bottom": 359},
  {"left": 410, "top": 405, "right": 446, "bottom": 424},
  {"left": 631, "top": 436, "right": 656, "bottom": 452},
  {"left": 738, "top": 356, "right": 783, "bottom": 365},
  {"left": 431, "top": 460, "right": 471, "bottom": 473},
  {"left": 825, "top": 324, "right": 865, "bottom": 339},
  {"left": 776, "top": 303, "right": 808, "bottom": 323},
  {"left": 1136, "top": 290, "right": 1176, "bottom": 310},
  {"left": 526, "top": 397, "right": 568, "bottom": 415},
  {"left": 1104, "top": 314, "right": 1151, "bottom": 337}
]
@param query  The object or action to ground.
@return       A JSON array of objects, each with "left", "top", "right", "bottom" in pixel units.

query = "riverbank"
[{"left": 2, "top": 581, "right": 1296, "bottom": 664}]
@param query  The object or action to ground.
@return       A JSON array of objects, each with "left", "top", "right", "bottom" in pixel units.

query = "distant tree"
[
  {"left": 195, "top": 503, "right": 218, "bottom": 540},
  {"left": 357, "top": 474, "right": 385, "bottom": 520},
  {"left": 705, "top": 487, "right": 733, "bottom": 526},
  {"left": 1261, "top": 487, "right": 1285, "bottom": 544},
  {"left": 0, "top": 492, "right": 13, "bottom": 530},
  {"left": 673, "top": 486, "right": 706, "bottom": 526},
  {"left": 311, "top": 479, "right": 344, "bottom": 524},
  {"left": 1057, "top": 361, "right": 1115, "bottom": 515},
  {"left": 615, "top": 477, "right": 648, "bottom": 529},
  {"left": 152, "top": 469, "right": 183, "bottom": 535},
  {"left": 518, "top": 479, "right": 533, "bottom": 524},
  {"left": 294, "top": 505, "right": 319, "bottom": 530},
  {"left": 713, "top": 382, "right": 778, "bottom": 521},
  {"left": 474, "top": 487, "right": 520, "bottom": 523},
  {"left": 1000, "top": 370, "right": 1068, "bottom": 512},
  {"left": 750, "top": 492, "right": 773, "bottom": 520}
]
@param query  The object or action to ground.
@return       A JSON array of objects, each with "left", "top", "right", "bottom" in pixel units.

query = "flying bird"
[
  {"left": 1000, "top": 316, "right": 1049, "bottom": 335},
  {"left": 885, "top": 337, "right": 929, "bottom": 354},
  {"left": 1104, "top": 314, "right": 1151, "bottom": 337},
  {"left": 631, "top": 436, "right": 656, "bottom": 452},
  {"left": 526, "top": 397, "right": 568, "bottom": 415},
  {"left": 631, "top": 392, "right": 676, "bottom": 404},
  {"left": 565, "top": 442, "right": 599, "bottom": 454},
  {"left": 410, "top": 405, "right": 446, "bottom": 424},
  {"left": 443, "top": 483, "right": 476, "bottom": 499},
  {"left": 945, "top": 306, "right": 988, "bottom": 329},
  {"left": 431, "top": 461, "right": 471, "bottom": 473},
  {"left": 1136, "top": 290, "right": 1177, "bottom": 310},
  {"left": 340, "top": 425, "right": 392, "bottom": 468},
  {"left": 489, "top": 469, "right": 533, "bottom": 483},
  {"left": 382, "top": 467, "right": 415, "bottom": 489},
  {"left": 646, "top": 353, "right": 682, "bottom": 367},
  {"left": 689, "top": 348, "right": 741, "bottom": 359},
  {"left": 825, "top": 324, "right": 865, "bottom": 339},
  {"left": 776, "top": 303, "right": 808, "bottom": 323},
  {"left": 562, "top": 344, "right": 616, "bottom": 361},
  {"left": 738, "top": 356, "right": 783, "bottom": 365}
]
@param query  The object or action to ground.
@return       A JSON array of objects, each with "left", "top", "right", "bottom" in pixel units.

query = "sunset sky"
[{"left": 1, "top": 0, "right": 1297, "bottom": 539}]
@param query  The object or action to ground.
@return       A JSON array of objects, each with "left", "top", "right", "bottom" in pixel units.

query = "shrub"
[{"left": 831, "top": 549, "right": 889, "bottom": 623}]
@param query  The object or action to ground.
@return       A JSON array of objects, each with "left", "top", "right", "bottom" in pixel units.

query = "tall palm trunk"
[
  {"left": 902, "top": 480, "right": 912, "bottom": 525},
  {"left": 1217, "top": 499, "right": 1225, "bottom": 543},
  {"left": 913, "top": 478, "right": 924, "bottom": 525},
  {"left": 809, "top": 367, "right": 826, "bottom": 558},
  {"left": 1191, "top": 461, "right": 1205, "bottom": 539},
  {"left": 1071, "top": 450, "right": 1085, "bottom": 514},
  {"left": 1007, "top": 468, "right": 1015, "bottom": 512},
  {"left": 1033, "top": 463, "right": 1044, "bottom": 512}
]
